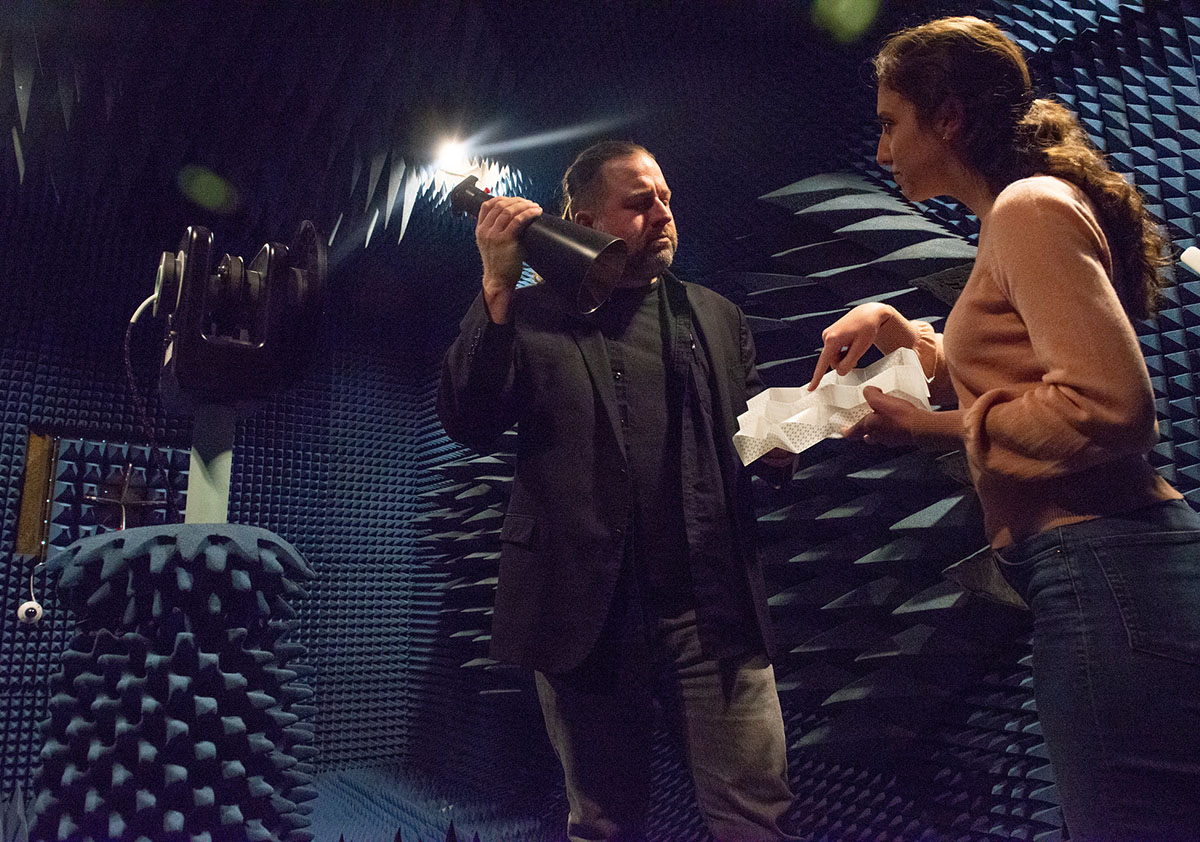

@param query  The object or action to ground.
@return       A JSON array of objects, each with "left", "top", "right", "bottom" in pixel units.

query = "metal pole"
[{"left": 185, "top": 403, "right": 237, "bottom": 524}]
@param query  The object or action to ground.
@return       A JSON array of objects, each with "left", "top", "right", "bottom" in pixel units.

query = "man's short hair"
[{"left": 561, "top": 140, "right": 653, "bottom": 220}]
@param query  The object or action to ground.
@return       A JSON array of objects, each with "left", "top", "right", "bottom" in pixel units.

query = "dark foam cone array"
[{"left": 30, "top": 524, "right": 317, "bottom": 842}]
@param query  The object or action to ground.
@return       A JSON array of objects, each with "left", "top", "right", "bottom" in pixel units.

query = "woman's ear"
[
  {"left": 574, "top": 210, "right": 594, "bottom": 228},
  {"left": 935, "top": 98, "right": 965, "bottom": 143}
]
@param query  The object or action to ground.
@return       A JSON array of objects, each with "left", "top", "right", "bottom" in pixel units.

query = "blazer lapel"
[{"left": 570, "top": 321, "right": 628, "bottom": 457}]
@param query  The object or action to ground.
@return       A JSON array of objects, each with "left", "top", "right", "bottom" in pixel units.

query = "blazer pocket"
[{"left": 500, "top": 513, "right": 538, "bottom": 549}]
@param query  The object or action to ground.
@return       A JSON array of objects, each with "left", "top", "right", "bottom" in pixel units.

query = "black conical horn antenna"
[{"left": 450, "top": 176, "right": 627, "bottom": 314}]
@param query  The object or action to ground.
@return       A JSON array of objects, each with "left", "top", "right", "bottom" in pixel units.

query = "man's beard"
[{"left": 624, "top": 231, "right": 677, "bottom": 282}]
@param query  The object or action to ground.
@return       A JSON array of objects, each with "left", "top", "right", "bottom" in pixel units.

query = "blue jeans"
[{"left": 996, "top": 499, "right": 1200, "bottom": 841}]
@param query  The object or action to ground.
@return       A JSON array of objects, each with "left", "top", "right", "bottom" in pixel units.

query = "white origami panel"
[{"left": 734, "top": 348, "right": 931, "bottom": 465}]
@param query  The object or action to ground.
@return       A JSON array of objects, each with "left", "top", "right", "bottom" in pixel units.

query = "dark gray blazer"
[{"left": 438, "top": 272, "right": 775, "bottom": 673}]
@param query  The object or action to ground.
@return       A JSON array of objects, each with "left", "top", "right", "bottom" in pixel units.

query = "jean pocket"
[
  {"left": 1090, "top": 530, "right": 1200, "bottom": 665},
  {"left": 994, "top": 541, "right": 1062, "bottom": 571}
]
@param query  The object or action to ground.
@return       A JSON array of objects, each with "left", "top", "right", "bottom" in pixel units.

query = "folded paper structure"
[{"left": 734, "top": 348, "right": 931, "bottom": 465}]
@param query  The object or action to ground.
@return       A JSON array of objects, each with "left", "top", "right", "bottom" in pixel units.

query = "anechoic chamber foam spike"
[{"left": 31, "top": 524, "right": 316, "bottom": 842}]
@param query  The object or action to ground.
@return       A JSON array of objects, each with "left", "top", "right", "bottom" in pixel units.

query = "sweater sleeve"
[
  {"left": 875, "top": 315, "right": 957, "bottom": 406},
  {"left": 963, "top": 181, "right": 1158, "bottom": 480},
  {"left": 868, "top": 310, "right": 964, "bottom": 449}
]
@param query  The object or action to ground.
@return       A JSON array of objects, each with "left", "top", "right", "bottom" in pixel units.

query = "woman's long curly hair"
[{"left": 875, "top": 15, "right": 1169, "bottom": 319}]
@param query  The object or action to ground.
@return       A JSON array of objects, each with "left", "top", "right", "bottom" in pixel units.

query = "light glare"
[{"left": 434, "top": 139, "right": 473, "bottom": 176}]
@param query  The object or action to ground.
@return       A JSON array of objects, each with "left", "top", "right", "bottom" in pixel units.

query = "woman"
[{"left": 809, "top": 16, "right": 1200, "bottom": 840}]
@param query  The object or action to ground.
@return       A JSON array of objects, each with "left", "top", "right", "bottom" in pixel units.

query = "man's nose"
[{"left": 651, "top": 198, "right": 672, "bottom": 224}]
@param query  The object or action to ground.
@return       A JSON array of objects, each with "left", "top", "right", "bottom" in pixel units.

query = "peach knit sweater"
[{"left": 877, "top": 175, "right": 1178, "bottom": 547}]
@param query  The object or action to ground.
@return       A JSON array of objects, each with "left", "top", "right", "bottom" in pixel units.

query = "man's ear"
[{"left": 574, "top": 210, "right": 595, "bottom": 229}]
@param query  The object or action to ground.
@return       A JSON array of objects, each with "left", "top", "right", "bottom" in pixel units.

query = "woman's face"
[{"left": 876, "top": 86, "right": 955, "bottom": 203}]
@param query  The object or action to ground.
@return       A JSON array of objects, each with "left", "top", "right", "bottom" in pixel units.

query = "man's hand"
[
  {"left": 841, "top": 386, "right": 925, "bottom": 447},
  {"left": 756, "top": 447, "right": 796, "bottom": 470},
  {"left": 476, "top": 196, "right": 542, "bottom": 324}
]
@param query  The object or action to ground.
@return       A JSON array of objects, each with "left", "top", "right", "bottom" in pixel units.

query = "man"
[{"left": 438, "top": 141, "right": 796, "bottom": 842}]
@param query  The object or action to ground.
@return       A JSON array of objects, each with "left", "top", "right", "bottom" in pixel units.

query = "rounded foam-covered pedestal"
[{"left": 30, "top": 524, "right": 317, "bottom": 842}]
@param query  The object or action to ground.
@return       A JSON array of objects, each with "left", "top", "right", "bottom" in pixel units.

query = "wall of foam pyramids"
[{"left": 45, "top": 438, "right": 190, "bottom": 551}]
